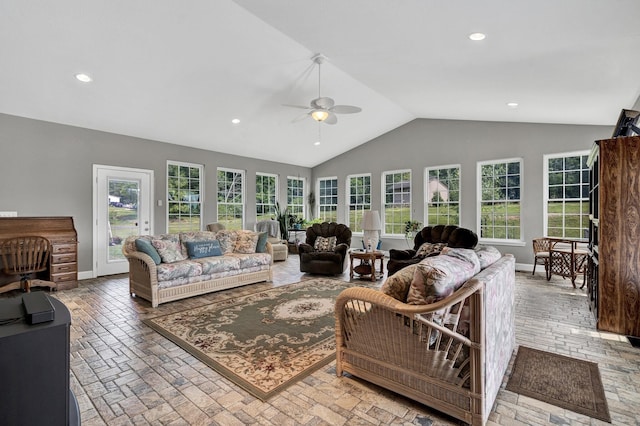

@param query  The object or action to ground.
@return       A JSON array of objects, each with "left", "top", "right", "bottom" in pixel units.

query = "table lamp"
[{"left": 361, "top": 210, "right": 381, "bottom": 252}]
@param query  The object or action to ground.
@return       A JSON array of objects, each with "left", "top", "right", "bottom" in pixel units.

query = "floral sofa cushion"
[
  {"left": 234, "top": 230, "right": 260, "bottom": 254},
  {"left": 151, "top": 234, "right": 186, "bottom": 263},
  {"left": 474, "top": 245, "right": 502, "bottom": 269},
  {"left": 381, "top": 264, "right": 419, "bottom": 302},
  {"left": 406, "top": 248, "right": 480, "bottom": 305},
  {"left": 215, "top": 230, "right": 239, "bottom": 254},
  {"left": 157, "top": 260, "right": 203, "bottom": 281}
]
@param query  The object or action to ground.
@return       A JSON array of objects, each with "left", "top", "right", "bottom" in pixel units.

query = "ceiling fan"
[{"left": 286, "top": 54, "right": 362, "bottom": 125}]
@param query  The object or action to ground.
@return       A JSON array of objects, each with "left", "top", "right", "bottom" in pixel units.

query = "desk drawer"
[
  {"left": 51, "top": 272, "right": 76, "bottom": 283},
  {"left": 52, "top": 244, "right": 76, "bottom": 254},
  {"left": 51, "top": 263, "right": 76, "bottom": 274},
  {"left": 52, "top": 253, "right": 76, "bottom": 264}
]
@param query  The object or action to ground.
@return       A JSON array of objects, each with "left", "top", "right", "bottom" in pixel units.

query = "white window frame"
[
  {"left": 476, "top": 158, "right": 525, "bottom": 246},
  {"left": 382, "top": 169, "right": 412, "bottom": 237},
  {"left": 317, "top": 177, "right": 338, "bottom": 223},
  {"left": 424, "top": 164, "right": 461, "bottom": 226},
  {"left": 166, "top": 160, "right": 203, "bottom": 233},
  {"left": 217, "top": 167, "right": 245, "bottom": 230},
  {"left": 256, "top": 172, "right": 278, "bottom": 222},
  {"left": 346, "top": 173, "right": 372, "bottom": 234},
  {"left": 543, "top": 150, "right": 590, "bottom": 239},
  {"left": 287, "top": 176, "right": 306, "bottom": 220}
]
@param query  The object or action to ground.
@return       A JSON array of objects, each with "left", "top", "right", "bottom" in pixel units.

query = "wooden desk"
[
  {"left": 0, "top": 217, "right": 78, "bottom": 290},
  {"left": 547, "top": 238, "right": 588, "bottom": 288},
  {"left": 350, "top": 250, "right": 384, "bottom": 281}
]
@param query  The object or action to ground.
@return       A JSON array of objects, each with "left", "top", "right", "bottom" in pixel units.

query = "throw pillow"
[
  {"left": 151, "top": 234, "right": 186, "bottom": 263},
  {"left": 406, "top": 252, "right": 480, "bottom": 305},
  {"left": 440, "top": 247, "right": 481, "bottom": 272},
  {"left": 179, "top": 231, "right": 217, "bottom": 257},
  {"left": 314, "top": 236, "right": 337, "bottom": 251},
  {"left": 381, "top": 264, "right": 419, "bottom": 302},
  {"left": 234, "top": 230, "right": 260, "bottom": 254},
  {"left": 135, "top": 238, "right": 161, "bottom": 264},
  {"left": 255, "top": 232, "right": 269, "bottom": 253},
  {"left": 215, "top": 230, "right": 239, "bottom": 254},
  {"left": 414, "top": 242, "right": 446, "bottom": 258},
  {"left": 474, "top": 245, "right": 502, "bottom": 269},
  {"left": 185, "top": 240, "right": 222, "bottom": 258}
]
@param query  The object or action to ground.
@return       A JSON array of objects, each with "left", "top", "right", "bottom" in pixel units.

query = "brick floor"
[{"left": 6, "top": 255, "right": 640, "bottom": 425}]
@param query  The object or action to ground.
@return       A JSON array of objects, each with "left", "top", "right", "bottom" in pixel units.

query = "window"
[
  {"left": 382, "top": 170, "right": 411, "bottom": 235},
  {"left": 544, "top": 151, "right": 590, "bottom": 238},
  {"left": 478, "top": 159, "right": 522, "bottom": 241},
  {"left": 217, "top": 168, "right": 244, "bottom": 230},
  {"left": 287, "top": 177, "right": 305, "bottom": 219},
  {"left": 318, "top": 177, "right": 338, "bottom": 222},
  {"left": 425, "top": 165, "right": 460, "bottom": 226},
  {"left": 167, "top": 161, "right": 203, "bottom": 233},
  {"left": 346, "top": 174, "right": 371, "bottom": 233},
  {"left": 256, "top": 173, "right": 278, "bottom": 222}
]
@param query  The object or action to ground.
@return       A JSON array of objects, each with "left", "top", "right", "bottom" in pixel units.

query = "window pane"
[
  {"left": 168, "top": 162, "right": 203, "bottom": 233},
  {"left": 426, "top": 166, "right": 460, "bottom": 226},
  {"left": 544, "top": 153, "right": 589, "bottom": 237},
  {"left": 478, "top": 160, "right": 522, "bottom": 241},
  {"left": 383, "top": 171, "right": 411, "bottom": 235}
]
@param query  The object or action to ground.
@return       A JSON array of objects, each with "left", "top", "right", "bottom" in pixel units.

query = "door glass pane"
[{"left": 108, "top": 179, "right": 140, "bottom": 262}]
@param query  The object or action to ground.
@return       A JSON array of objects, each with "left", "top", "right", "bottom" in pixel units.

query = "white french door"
[{"left": 93, "top": 165, "right": 153, "bottom": 276}]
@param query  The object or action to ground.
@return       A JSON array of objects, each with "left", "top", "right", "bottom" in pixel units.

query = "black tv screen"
[{"left": 612, "top": 109, "right": 640, "bottom": 137}]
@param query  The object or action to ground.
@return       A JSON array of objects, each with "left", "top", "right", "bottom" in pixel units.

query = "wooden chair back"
[{"left": 0, "top": 236, "right": 51, "bottom": 276}]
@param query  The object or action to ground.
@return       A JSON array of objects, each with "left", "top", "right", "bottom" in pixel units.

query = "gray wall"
[
  {"left": 311, "top": 118, "right": 612, "bottom": 264},
  {"left": 0, "top": 113, "right": 310, "bottom": 274}
]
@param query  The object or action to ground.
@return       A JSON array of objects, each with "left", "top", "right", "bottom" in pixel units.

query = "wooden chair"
[
  {"left": 532, "top": 238, "right": 552, "bottom": 279},
  {"left": 0, "top": 236, "right": 55, "bottom": 293}
]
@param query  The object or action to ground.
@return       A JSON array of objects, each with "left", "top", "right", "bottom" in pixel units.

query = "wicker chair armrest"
[{"left": 124, "top": 250, "right": 158, "bottom": 277}]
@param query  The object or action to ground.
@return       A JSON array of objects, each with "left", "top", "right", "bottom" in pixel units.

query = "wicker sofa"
[
  {"left": 335, "top": 251, "right": 515, "bottom": 426},
  {"left": 122, "top": 230, "right": 272, "bottom": 307}
]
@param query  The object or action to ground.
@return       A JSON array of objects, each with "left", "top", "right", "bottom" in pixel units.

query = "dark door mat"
[{"left": 628, "top": 336, "right": 640, "bottom": 348}]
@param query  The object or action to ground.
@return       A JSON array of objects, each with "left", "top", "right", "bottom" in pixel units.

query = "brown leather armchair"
[
  {"left": 387, "top": 224, "right": 478, "bottom": 276},
  {"left": 298, "top": 222, "right": 352, "bottom": 275}
]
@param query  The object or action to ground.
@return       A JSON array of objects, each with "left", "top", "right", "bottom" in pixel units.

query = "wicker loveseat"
[
  {"left": 335, "top": 251, "right": 515, "bottom": 426},
  {"left": 123, "top": 230, "right": 273, "bottom": 307}
]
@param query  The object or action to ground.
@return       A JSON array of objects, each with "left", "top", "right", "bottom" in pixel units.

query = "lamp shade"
[{"left": 361, "top": 210, "right": 381, "bottom": 231}]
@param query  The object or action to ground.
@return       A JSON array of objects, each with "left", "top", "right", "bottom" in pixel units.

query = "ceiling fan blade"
[
  {"left": 330, "top": 105, "right": 362, "bottom": 114},
  {"left": 323, "top": 113, "right": 338, "bottom": 125},
  {"left": 283, "top": 104, "right": 311, "bottom": 110},
  {"left": 311, "top": 97, "right": 335, "bottom": 109},
  {"left": 291, "top": 112, "right": 311, "bottom": 123}
]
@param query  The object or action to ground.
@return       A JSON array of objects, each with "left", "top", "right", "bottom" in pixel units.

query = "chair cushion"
[
  {"left": 381, "top": 264, "right": 419, "bottom": 302},
  {"left": 407, "top": 248, "right": 480, "bottom": 305},
  {"left": 414, "top": 242, "right": 446, "bottom": 258},
  {"left": 314, "top": 236, "right": 337, "bottom": 251}
]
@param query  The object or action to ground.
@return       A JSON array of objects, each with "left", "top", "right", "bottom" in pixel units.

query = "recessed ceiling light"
[
  {"left": 507, "top": 102, "right": 519, "bottom": 108},
  {"left": 75, "top": 73, "right": 92, "bottom": 83},
  {"left": 231, "top": 118, "right": 240, "bottom": 124},
  {"left": 469, "top": 33, "right": 486, "bottom": 41},
  {"left": 314, "top": 141, "right": 321, "bottom": 146}
]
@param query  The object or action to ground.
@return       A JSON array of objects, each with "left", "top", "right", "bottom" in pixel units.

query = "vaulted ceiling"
[{"left": 1, "top": 1, "right": 639, "bottom": 167}]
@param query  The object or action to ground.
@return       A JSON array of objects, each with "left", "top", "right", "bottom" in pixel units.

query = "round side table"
[{"left": 349, "top": 250, "right": 384, "bottom": 281}]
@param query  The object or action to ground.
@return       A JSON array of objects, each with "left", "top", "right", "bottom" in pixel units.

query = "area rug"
[
  {"left": 144, "top": 278, "right": 355, "bottom": 400},
  {"left": 506, "top": 346, "right": 610, "bottom": 422}
]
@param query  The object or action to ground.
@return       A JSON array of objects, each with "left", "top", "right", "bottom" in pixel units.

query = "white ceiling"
[{"left": 1, "top": 1, "right": 639, "bottom": 167}]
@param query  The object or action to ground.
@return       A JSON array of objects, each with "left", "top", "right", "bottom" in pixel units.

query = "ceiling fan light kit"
[{"left": 286, "top": 53, "right": 362, "bottom": 125}]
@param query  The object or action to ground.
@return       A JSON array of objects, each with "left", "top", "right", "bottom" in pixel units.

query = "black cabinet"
[{"left": 0, "top": 295, "right": 79, "bottom": 425}]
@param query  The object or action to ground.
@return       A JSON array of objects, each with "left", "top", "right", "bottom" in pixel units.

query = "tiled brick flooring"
[{"left": 8, "top": 256, "right": 640, "bottom": 425}]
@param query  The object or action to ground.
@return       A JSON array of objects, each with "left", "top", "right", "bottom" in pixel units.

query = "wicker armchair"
[
  {"left": 298, "top": 222, "right": 351, "bottom": 275},
  {"left": 336, "top": 254, "right": 515, "bottom": 426},
  {"left": 532, "top": 237, "right": 552, "bottom": 278}
]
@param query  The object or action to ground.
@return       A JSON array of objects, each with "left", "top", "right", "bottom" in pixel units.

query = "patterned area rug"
[
  {"left": 506, "top": 346, "right": 610, "bottom": 422},
  {"left": 144, "top": 278, "right": 355, "bottom": 400}
]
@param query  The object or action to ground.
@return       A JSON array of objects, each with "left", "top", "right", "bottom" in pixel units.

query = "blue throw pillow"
[
  {"left": 135, "top": 238, "right": 162, "bottom": 264},
  {"left": 256, "top": 232, "right": 268, "bottom": 253},
  {"left": 185, "top": 240, "right": 223, "bottom": 258}
]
